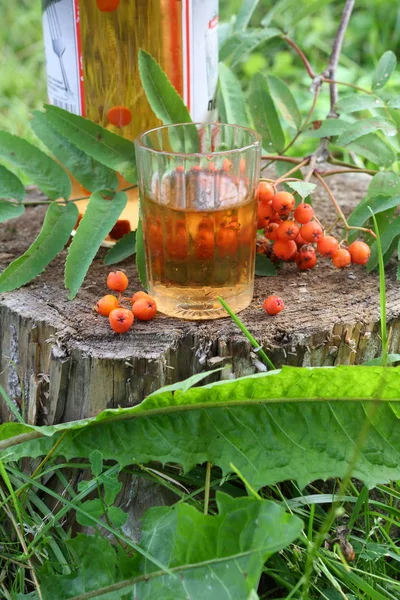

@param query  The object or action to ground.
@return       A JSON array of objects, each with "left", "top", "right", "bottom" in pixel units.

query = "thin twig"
[
  {"left": 283, "top": 36, "right": 316, "bottom": 78},
  {"left": 324, "top": 0, "right": 356, "bottom": 115},
  {"left": 274, "top": 158, "right": 310, "bottom": 184},
  {"left": 321, "top": 167, "right": 377, "bottom": 178}
]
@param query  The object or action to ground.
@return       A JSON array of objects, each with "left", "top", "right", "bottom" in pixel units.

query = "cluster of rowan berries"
[
  {"left": 95, "top": 271, "right": 157, "bottom": 333},
  {"left": 256, "top": 182, "right": 371, "bottom": 270}
]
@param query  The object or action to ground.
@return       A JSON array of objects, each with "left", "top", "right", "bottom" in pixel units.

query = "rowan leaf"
[
  {"left": 65, "top": 191, "right": 127, "bottom": 299},
  {"left": 267, "top": 75, "right": 302, "bottom": 130},
  {"left": 286, "top": 181, "right": 316, "bottom": 200},
  {"left": 255, "top": 253, "right": 277, "bottom": 276},
  {"left": 0, "top": 164, "right": 25, "bottom": 202},
  {"left": 0, "top": 200, "right": 25, "bottom": 223},
  {"left": 335, "top": 94, "right": 385, "bottom": 114},
  {"left": 248, "top": 73, "right": 285, "bottom": 152},
  {"left": 218, "top": 63, "right": 249, "bottom": 127},
  {"left": 31, "top": 111, "right": 118, "bottom": 192},
  {"left": 43, "top": 105, "right": 137, "bottom": 184},
  {"left": 337, "top": 118, "right": 397, "bottom": 146},
  {"left": 0, "top": 202, "right": 78, "bottom": 292},
  {"left": 220, "top": 28, "right": 280, "bottom": 68},
  {"left": 347, "top": 133, "right": 396, "bottom": 168},
  {"left": 372, "top": 51, "right": 397, "bottom": 90},
  {"left": 104, "top": 231, "right": 136, "bottom": 265},
  {"left": 0, "top": 131, "right": 71, "bottom": 200},
  {"left": 235, "top": 0, "right": 261, "bottom": 31},
  {"left": 367, "top": 215, "right": 400, "bottom": 271}
]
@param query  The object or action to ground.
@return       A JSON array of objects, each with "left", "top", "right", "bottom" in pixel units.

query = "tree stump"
[{"left": 1, "top": 172, "right": 400, "bottom": 428}]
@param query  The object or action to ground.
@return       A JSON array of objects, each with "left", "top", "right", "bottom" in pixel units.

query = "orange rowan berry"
[
  {"left": 348, "top": 240, "right": 371, "bottom": 265},
  {"left": 271, "top": 191, "right": 295, "bottom": 216},
  {"left": 109, "top": 308, "right": 134, "bottom": 333},
  {"left": 276, "top": 220, "right": 300, "bottom": 241},
  {"left": 95, "top": 294, "right": 119, "bottom": 317},
  {"left": 257, "top": 202, "right": 274, "bottom": 229},
  {"left": 273, "top": 239, "right": 297, "bottom": 261},
  {"left": 294, "top": 203, "right": 314, "bottom": 224},
  {"left": 107, "top": 105, "right": 132, "bottom": 127},
  {"left": 96, "top": 0, "right": 120, "bottom": 10},
  {"left": 107, "top": 271, "right": 129, "bottom": 293},
  {"left": 256, "top": 182, "right": 275, "bottom": 205},
  {"left": 132, "top": 291, "right": 152, "bottom": 304},
  {"left": 132, "top": 298, "right": 157, "bottom": 321},
  {"left": 109, "top": 219, "right": 131, "bottom": 240},
  {"left": 263, "top": 295, "right": 285, "bottom": 315},
  {"left": 264, "top": 222, "right": 279, "bottom": 241},
  {"left": 295, "top": 231, "right": 307, "bottom": 247},
  {"left": 300, "top": 221, "right": 323, "bottom": 243},
  {"left": 317, "top": 235, "right": 339, "bottom": 258},
  {"left": 332, "top": 248, "right": 351, "bottom": 268},
  {"left": 296, "top": 244, "right": 317, "bottom": 270}
]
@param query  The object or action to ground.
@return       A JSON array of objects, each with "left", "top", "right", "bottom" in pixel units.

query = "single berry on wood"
[
  {"left": 263, "top": 295, "right": 285, "bottom": 315},
  {"left": 348, "top": 240, "right": 371, "bottom": 265},
  {"left": 332, "top": 248, "right": 351, "bottom": 268},
  {"left": 95, "top": 295, "right": 119, "bottom": 317},
  {"left": 294, "top": 203, "right": 314, "bottom": 224},
  {"left": 256, "top": 182, "right": 275, "bottom": 204},
  {"left": 300, "top": 221, "right": 323, "bottom": 243},
  {"left": 317, "top": 235, "right": 339, "bottom": 257},
  {"left": 272, "top": 191, "right": 295, "bottom": 216},
  {"left": 273, "top": 239, "right": 297, "bottom": 261},
  {"left": 276, "top": 220, "right": 300, "bottom": 241},
  {"left": 107, "top": 271, "right": 129, "bottom": 292},
  {"left": 109, "top": 308, "right": 134, "bottom": 333},
  {"left": 132, "top": 298, "right": 157, "bottom": 321}
]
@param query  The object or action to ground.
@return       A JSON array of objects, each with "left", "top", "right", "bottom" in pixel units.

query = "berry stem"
[
  {"left": 273, "top": 158, "right": 310, "bottom": 184},
  {"left": 282, "top": 35, "right": 316, "bottom": 79},
  {"left": 313, "top": 172, "right": 376, "bottom": 239},
  {"left": 320, "top": 167, "right": 378, "bottom": 177}
]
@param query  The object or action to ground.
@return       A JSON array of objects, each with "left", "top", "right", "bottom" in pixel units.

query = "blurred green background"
[{"left": 1, "top": 0, "right": 400, "bottom": 144}]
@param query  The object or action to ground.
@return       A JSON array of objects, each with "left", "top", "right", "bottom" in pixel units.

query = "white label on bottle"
[
  {"left": 183, "top": 0, "right": 219, "bottom": 123},
  {"left": 42, "top": 0, "right": 83, "bottom": 115}
]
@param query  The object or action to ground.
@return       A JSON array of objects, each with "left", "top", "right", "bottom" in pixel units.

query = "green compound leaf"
[
  {"left": 336, "top": 117, "right": 397, "bottom": 146},
  {"left": 2, "top": 367, "right": 400, "bottom": 491},
  {"left": 220, "top": 28, "right": 280, "bottom": 69},
  {"left": 0, "top": 164, "right": 25, "bottom": 202},
  {"left": 302, "top": 119, "right": 349, "bottom": 138},
  {"left": 347, "top": 133, "right": 396, "bottom": 168},
  {"left": 0, "top": 202, "right": 78, "bottom": 293},
  {"left": 0, "top": 200, "right": 25, "bottom": 223},
  {"left": 37, "top": 495, "right": 302, "bottom": 600},
  {"left": 218, "top": 63, "right": 250, "bottom": 127},
  {"left": 367, "top": 215, "right": 400, "bottom": 272},
  {"left": 267, "top": 75, "right": 302, "bottom": 130},
  {"left": 65, "top": 190, "right": 127, "bottom": 299},
  {"left": 0, "top": 131, "right": 71, "bottom": 200},
  {"left": 234, "top": 0, "right": 261, "bottom": 31},
  {"left": 104, "top": 231, "right": 136, "bottom": 265},
  {"left": 43, "top": 105, "right": 137, "bottom": 184},
  {"left": 286, "top": 181, "right": 316, "bottom": 200},
  {"left": 255, "top": 253, "right": 277, "bottom": 276},
  {"left": 335, "top": 94, "right": 385, "bottom": 114},
  {"left": 31, "top": 111, "right": 118, "bottom": 192},
  {"left": 372, "top": 51, "right": 397, "bottom": 90},
  {"left": 248, "top": 73, "right": 285, "bottom": 153}
]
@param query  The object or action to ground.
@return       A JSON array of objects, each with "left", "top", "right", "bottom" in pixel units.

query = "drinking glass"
[{"left": 134, "top": 122, "right": 261, "bottom": 319}]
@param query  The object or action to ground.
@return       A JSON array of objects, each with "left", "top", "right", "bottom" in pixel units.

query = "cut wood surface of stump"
[{"left": 1, "top": 172, "right": 400, "bottom": 427}]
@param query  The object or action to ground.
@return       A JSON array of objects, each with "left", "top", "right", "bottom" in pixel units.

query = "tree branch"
[{"left": 324, "top": 0, "right": 356, "bottom": 116}]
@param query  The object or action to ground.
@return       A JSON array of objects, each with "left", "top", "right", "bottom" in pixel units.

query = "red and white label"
[{"left": 42, "top": 0, "right": 218, "bottom": 122}]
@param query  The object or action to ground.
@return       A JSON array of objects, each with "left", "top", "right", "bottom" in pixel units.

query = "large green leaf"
[
  {"left": 335, "top": 94, "right": 385, "bottom": 114},
  {"left": 367, "top": 171, "right": 400, "bottom": 197},
  {"left": 0, "top": 202, "right": 78, "bottom": 293},
  {"left": 31, "top": 112, "right": 118, "bottom": 192},
  {"left": 234, "top": 0, "right": 260, "bottom": 31},
  {"left": 367, "top": 215, "right": 400, "bottom": 271},
  {"left": 337, "top": 118, "right": 397, "bottom": 146},
  {"left": 286, "top": 181, "right": 316, "bottom": 200},
  {"left": 104, "top": 231, "right": 136, "bottom": 265},
  {"left": 0, "top": 164, "right": 25, "bottom": 202},
  {"left": 302, "top": 119, "right": 349, "bottom": 138},
  {"left": 348, "top": 194, "right": 400, "bottom": 235},
  {"left": 1, "top": 367, "right": 400, "bottom": 490},
  {"left": 267, "top": 75, "right": 302, "bottom": 130},
  {"left": 372, "top": 51, "right": 397, "bottom": 90},
  {"left": 220, "top": 28, "right": 280, "bottom": 68},
  {"left": 138, "top": 49, "right": 191, "bottom": 124},
  {"left": 248, "top": 73, "right": 285, "bottom": 152},
  {"left": 65, "top": 190, "right": 127, "bottom": 299},
  {"left": 255, "top": 254, "right": 277, "bottom": 276},
  {"left": 43, "top": 105, "right": 137, "bottom": 184},
  {"left": 261, "top": 0, "right": 332, "bottom": 30},
  {"left": 0, "top": 200, "right": 25, "bottom": 223},
  {"left": 37, "top": 495, "right": 302, "bottom": 600},
  {"left": 218, "top": 63, "right": 249, "bottom": 127},
  {"left": 0, "top": 131, "right": 71, "bottom": 200},
  {"left": 347, "top": 133, "right": 396, "bottom": 168}
]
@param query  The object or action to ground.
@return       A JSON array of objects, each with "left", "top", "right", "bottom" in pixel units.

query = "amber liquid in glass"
[{"left": 141, "top": 169, "right": 257, "bottom": 319}]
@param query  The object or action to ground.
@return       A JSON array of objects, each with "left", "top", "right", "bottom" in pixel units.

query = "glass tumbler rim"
[{"left": 134, "top": 121, "right": 261, "bottom": 158}]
